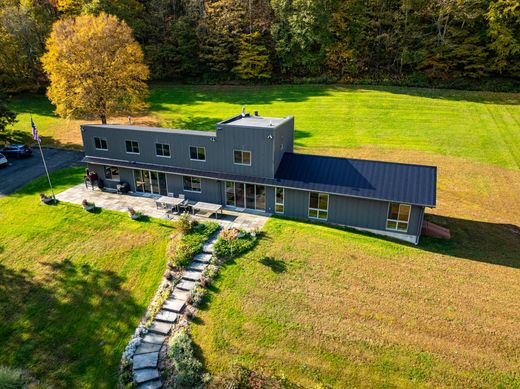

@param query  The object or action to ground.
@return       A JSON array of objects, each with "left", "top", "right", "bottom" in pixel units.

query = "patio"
[{"left": 56, "top": 184, "right": 270, "bottom": 231}]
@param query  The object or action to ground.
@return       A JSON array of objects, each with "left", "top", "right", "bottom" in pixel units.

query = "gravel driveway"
[{"left": 0, "top": 147, "right": 84, "bottom": 197}]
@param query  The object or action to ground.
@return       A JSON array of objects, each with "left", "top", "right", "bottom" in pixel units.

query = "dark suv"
[{"left": 0, "top": 144, "right": 33, "bottom": 158}]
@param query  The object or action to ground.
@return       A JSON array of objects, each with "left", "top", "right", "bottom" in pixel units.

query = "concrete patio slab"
[{"left": 56, "top": 184, "right": 270, "bottom": 231}]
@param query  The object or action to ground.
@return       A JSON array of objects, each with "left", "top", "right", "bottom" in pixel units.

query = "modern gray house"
[{"left": 81, "top": 111, "right": 436, "bottom": 244}]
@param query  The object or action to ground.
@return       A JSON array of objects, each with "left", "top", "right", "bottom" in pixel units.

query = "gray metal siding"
[
  {"left": 273, "top": 116, "right": 295, "bottom": 172},
  {"left": 82, "top": 123, "right": 279, "bottom": 179},
  {"left": 283, "top": 188, "right": 423, "bottom": 237}
]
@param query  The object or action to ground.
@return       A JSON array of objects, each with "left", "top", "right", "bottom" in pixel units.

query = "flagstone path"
[{"left": 132, "top": 231, "right": 219, "bottom": 389}]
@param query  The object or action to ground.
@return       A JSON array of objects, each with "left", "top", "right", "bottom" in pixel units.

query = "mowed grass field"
[
  {"left": 9, "top": 84, "right": 520, "bottom": 169},
  {"left": 0, "top": 168, "right": 173, "bottom": 388},
  {"left": 192, "top": 218, "right": 520, "bottom": 388},
  {"left": 6, "top": 84, "right": 520, "bottom": 387}
]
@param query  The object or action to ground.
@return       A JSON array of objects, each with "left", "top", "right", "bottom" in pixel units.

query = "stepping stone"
[
  {"left": 171, "top": 288, "right": 190, "bottom": 301},
  {"left": 155, "top": 310, "right": 177, "bottom": 323},
  {"left": 182, "top": 270, "right": 203, "bottom": 282},
  {"left": 176, "top": 279, "right": 196, "bottom": 291},
  {"left": 202, "top": 243, "right": 214, "bottom": 253},
  {"left": 187, "top": 261, "right": 206, "bottom": 271},
  {"left": 137, "top": 380, "right": 162, "bottom": 389},
  {"left": 135, "top": 342, "right": 162, "bottom": 355},
  {"left": 194, "top": 253, "right": 212, "bottom": 263},
  {"left": 162, "top": 298, "right": 185, "bottom": 313},
  {"left": 134, "top": 368, "right": 160, "bottom": 384},
  {"left": 148, "top": 321, "right": 172, "bottom": 335},
  {"left": 133, "top": 352, "right": 159, "bottom": 369},
  {"left": 142, "top": 333, "right": 166, "bottom": 345}
]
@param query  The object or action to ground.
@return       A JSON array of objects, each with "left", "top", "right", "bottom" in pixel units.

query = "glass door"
[
  {"left": 134, "top": 169, "right": 167, "bottom": 195},
  {"left": 235, "top": 183, "right": 245, "bottom": 208},
  {"left": 134, "top": 170, "right": 145, "bottom": 192},
  {"left": 246, "top": 184, "right": 255, "bottom": 209},
  {"left": 158, "top": 172, "right": 167, "bottom": 195}
]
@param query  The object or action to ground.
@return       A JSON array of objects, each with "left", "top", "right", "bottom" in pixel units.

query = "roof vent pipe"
[
  {"left": 269, "top": 120, "right": 273, "bottom": 126},
  {"left": 241, "top": 106, "right": 246, "bottom": 117},
  {"left": 254, "top": 110, "right": 259, "bottom": 116}
]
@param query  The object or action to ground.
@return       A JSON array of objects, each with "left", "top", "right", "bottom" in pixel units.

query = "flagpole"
[{"left": 31, "top": 114, "right": 55, "bottom": 201}]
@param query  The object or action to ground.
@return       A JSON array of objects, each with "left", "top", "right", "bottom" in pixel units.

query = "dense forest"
[{"left": 0, "top": 0, "right": 519, "bottom": 93}]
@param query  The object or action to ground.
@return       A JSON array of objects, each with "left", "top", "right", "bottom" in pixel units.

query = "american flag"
[{"left": 31, "top": 117, "right": 40, "bottom": 142}]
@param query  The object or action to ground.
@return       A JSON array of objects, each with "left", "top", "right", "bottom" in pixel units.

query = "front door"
[{"left": 225, "top": 181, "right": 265, "bottom": 211}]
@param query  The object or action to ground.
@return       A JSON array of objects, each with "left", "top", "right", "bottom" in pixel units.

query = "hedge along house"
[{"left": 81, "top": 111, "right": 436, "bottom": 244}]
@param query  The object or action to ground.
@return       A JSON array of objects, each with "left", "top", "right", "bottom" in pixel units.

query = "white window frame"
[
  {"left": 189, "top": 146, "right": 206, "bottom": 162},
  {"left": 308, "top": 192, "right": 329, "bottom": 220},
  {"left": 125, "top": 140, "right": 140, "bottom": 154},
  {"left": 155, "top": 142, "right": 171, "bottom": 158},
  {"left": 104, "top": 166, "right": 120, "bottom": 181},
  {"left": 94, "top": 137, "right": 108, "bottom": 151},
  {"left": 275, "top": 187, "right": 284, "bottom": 214},
  {"left": 183, "top": 176, "right": 202, "bottom": 193},
  {"left": 385, "top": 203, "right": 411, "bottom": 232},
  {"left": 233, "top": 149, "right": 252, "bottom": 166}
]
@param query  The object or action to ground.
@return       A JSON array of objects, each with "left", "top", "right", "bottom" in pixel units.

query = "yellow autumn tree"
[{"left": 41, "top": 12, "right": 149, "bottom": 124}]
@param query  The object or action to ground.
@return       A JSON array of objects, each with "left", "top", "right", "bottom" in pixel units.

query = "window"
[
  {"left": 94, "top": 137, "right": 107, "bottom": 150},
  {"left": 155, "top": 143, "right": 170, "bottom": 157},
  {"left": 275, "top": 187, "right": 284, "bottom": 213},
  {"left": 308, "top": 192, "right": 328, "bottom": 220},
  {"left": 386, "top": 203, "right": 411, "bottom": 232},
  {"left": 104, "top": 166, "right": 120, "bottom": 180},
  {"left": 183, "top": 176, "right": 201, "bottom": 192},
  {"left": 234, "top": 149, "right": 251, "bottom": 165},
  {"left": 190, "top": 146, "right": 205, "bottom": 161},
  {"left": 125, "top": 140, "right": 139, "bottom": 154}
]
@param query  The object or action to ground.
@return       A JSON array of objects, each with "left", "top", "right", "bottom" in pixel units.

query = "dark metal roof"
[
  {"left": 274, "top": 153, "right": 436, "bottom": 207},
  {"left": 84, "top": 152, "right": 437, "bottom": 207}
]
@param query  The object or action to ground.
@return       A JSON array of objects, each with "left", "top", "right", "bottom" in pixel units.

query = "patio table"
[
  {"left": 156, "top": 196, "right": 186, "bottom": 211},
  {"left": 191, "top": 201, "right": 223, "bottom": 219}
]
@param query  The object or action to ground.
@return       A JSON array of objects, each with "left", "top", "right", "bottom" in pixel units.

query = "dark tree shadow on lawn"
[
  {"left": 0, "top": 260, "right": 142, "bottom": 388},
  {"left": 259, "top": 256, "right": 287, "bottom": 273}
]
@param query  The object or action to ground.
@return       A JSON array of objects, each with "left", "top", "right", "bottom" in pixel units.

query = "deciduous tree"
[{"left": 41, "top": 12, "right": 149, "bottom": 124}]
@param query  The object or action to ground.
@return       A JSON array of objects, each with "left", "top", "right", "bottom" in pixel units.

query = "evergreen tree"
[{"left": 233, "top": 32, "right": 272, "bottom": 79}]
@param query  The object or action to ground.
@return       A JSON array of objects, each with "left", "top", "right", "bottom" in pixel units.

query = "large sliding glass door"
[
  {"left": 134, "top": 169, "right": 167, "bottom": 196},
  {"left": 225, "top": 181, "right": 265, "bottom": 211}
]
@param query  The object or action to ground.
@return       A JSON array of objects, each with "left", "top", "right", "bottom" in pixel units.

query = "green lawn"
[
  {"left": 191, "top": 217, "right": 520, "bottom": 388},
  {"left": 0, "top": 168, "right": 173, "bottom": 388},
  {"left": 9, "top": 84, "right": 520, "bottom": 169}
]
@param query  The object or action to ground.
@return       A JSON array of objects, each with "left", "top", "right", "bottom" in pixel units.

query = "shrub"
[
  {"left": 190, "top": 286, "right": 206, "bottom": 307},
  {"left": 214, "top": 232, "right": 259, "bottom": 258},
  {"left": 168, "top": 330, "right": 206, "bottom": 388},
  {"left": 170, "top": 222, "right": 220, "bottom": 268},
  {"left": 177, "top": 212, "right": 194, "bottom": 234},
  {"left": 0, "top": 365, "right": 27, "bottom": 389}
]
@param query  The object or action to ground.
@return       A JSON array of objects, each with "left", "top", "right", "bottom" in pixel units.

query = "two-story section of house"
[{"left": 81, "top": 111, "right": 436, "bottom": 244}]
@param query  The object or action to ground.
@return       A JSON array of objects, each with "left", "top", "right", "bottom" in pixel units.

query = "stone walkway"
[
  {"left": 57, "top": 184, "right": 268, "bottom": 231},
  {"left": 132, "top": 232, "right": 219, "bottom": 389}
]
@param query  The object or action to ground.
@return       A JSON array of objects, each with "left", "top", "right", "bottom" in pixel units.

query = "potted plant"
[
  {"left": 82, "top": 199, "right": 95, "bottom": 212},
  {"left": 39, "top": 193, "right": 54, "bottom": 205},
  {"left": 128, "top": 207, "right": 143, "bottom": 220}
]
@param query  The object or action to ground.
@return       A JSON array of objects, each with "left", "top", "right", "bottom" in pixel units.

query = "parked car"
[
  {"left": 0, "top": 153, "right": 7, "bottom": 167},
  {"left": 0, "top": 144, "right": 33, "bottom": 158}
]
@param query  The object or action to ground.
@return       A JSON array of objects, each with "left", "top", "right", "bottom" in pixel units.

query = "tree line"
[{"left": 0, "top": 0, "right": 519, "bottom": 93}]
